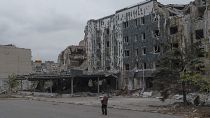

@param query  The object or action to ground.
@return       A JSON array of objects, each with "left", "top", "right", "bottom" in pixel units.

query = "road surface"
[{"left": 0, "top": 99, "right": 183, "bottom": 118}]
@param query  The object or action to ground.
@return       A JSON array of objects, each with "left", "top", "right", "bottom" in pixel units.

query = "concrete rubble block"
[{"left": 142, "top": 92, "right": 153, "bottom": 98}]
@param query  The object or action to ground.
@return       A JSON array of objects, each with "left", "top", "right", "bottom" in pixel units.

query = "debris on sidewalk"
[{"left": 149, "top": 102, "right": 210, "bottom": 118}]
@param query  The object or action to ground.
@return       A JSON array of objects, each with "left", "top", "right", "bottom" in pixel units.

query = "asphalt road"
[{"left": 0, "top": 99, "right": 183, "bottom": 118}]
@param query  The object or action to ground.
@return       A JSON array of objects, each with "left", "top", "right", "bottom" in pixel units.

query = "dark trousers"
[{"left": 101, "top": 104, "right": 107, "bottom": 115}]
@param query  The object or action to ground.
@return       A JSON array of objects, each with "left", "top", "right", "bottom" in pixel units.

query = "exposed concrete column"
[{"left": 71, "top": 77, "right": 74, "bottom": 95}]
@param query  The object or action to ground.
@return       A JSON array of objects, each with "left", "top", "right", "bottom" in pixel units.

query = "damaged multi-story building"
[
  {"left": 84, "top": 0, "right": 210, "bottom": 90},
  {"left": 0, "top": 44, "right": 32, "bottom": 91},
  {"left": 32, "top": 60, "right": 59, "bottom": 74},
  {"left": 58, "top": 40, "right": 88, "bottom": 71}
]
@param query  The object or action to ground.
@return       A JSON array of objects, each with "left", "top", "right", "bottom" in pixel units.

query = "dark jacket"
[{"left": 101, "top": 96, "right": 108, "bottom": 105}]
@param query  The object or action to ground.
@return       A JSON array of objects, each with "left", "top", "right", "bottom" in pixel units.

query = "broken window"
[
  {"left": 185, "top": 8, "right": 191, "bottom": 14},
  {"left": 141, "top": 33, "right": 146, "bottom": 40},
  {"left": 153, "top": 30, "right": 160, "bottom": 38},
  {"left": 125, "top": 64, "right": 130, "bottom": 70},
  {"left": 143, "top": 48, "right": 146, "bottom": 55},
  {"left": 124, "top": 36, "right": 129, "bottom": 43},
  {"left": 98, "top": 43, "right": 101, "bottom": 49},
  {"left": 195, "top": 29, "right": 204, "bottom": 39},
  {"left": 106, "top": 29, "right": 110, "bottom": 34},
  {"left": 198, "top": 7, "right": 205, "bottom": 18},
  {"left": 106, "top": 66, "right": 111, "bottom": 70},
  {"left": 156, "top": 63, "right": 160, "bottom": 68},
  {"left": 154, "top": 45, "right": 160, "bottom": 53},
  {"left": 198, "top": 47, "right": 205, "bottom": 57},
  {"left": 124, "top": 50, "right": 130, "bottom": 57},
  {"left": 170, "top": 26, "right": 178, "bottom": 35},
  {"left": 143, "top": 63, "right": 147, "bottom": 69},
  {"left": 172, "top": 43, "right": 179, "bottom": 48},
  {"left": 141, "top": 17, "right": 145, "bottom": 24},
  {"left": 202, "top": 0, "right": 206, "bottom": 4},
  {"left": 123, "top": 21, "right": 129, "bottom": 28},
  {"left": 106, "top": 41, "right": 110, "bottom": 47}
]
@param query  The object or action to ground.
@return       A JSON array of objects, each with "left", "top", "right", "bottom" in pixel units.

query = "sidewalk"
[{"left": 29, "top": 96, "right": 174, "bottom": 112}]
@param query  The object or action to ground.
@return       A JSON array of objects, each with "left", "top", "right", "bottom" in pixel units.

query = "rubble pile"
[{"left": 149, "top": 102, "right": 210, "bottom": 118}]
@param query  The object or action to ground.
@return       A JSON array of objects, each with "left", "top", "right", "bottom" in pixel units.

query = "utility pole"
[
  {"left": 142, "top": 67, "right": 145, "bottom": 93},
  {"left": 71, "top": 77, "right": 74, "bottom": 95}
]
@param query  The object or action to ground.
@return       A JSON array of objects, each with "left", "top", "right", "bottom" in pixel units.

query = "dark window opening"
[
  {"left": 174, "top": 6, "right": 185, "bottom": 10},
  {"left": 106, "top": 66, "right": 111, "bottom": 70},
  {"left": 106, "top": 41, "right": 110, "bottom": 47},
  {"left": 153, "top": 30, "right": 160, "bottom": 38},
  {"left": 185, "top": 8, "right": 191, "bottom": 14},
  {"left": 198, "top": 47, "right": 205, "bottom": 57},
  {"left": 123, "top": 21, "right": 129, "bottom": 28},
  {"left": 125, "top": 64, "right": 130, "bottom": 70},
  {"left": 154, "top": 46, "right": 160, "bottom": 53},
  {"left": 170, "top": 26, "right": 178, "bottom": 35},
  {"left": 144, "top": 63, "right": 147, "bottom": 69},
  {"left": 152, "top": 14, "right": 158, "bottom": 22},
  {"left": 195, "top": 29, "right": 204, "bottom": 39},
  {"left": 98, "top": 43, "right": 101, "bottom": 49},
  {"left": 124, "top": 50, "right": 130, "bottom": 57},
  {"left": 141, "top": 33, "right": 146, "bottom": 40},
  {"left": 153, "top": 16, "right": 158, "bottom": 22},
  {"left": 124, "top": 36, "right": 129, "bottom": 43},
  {"left": 136, "top": 63, "right": 139, "bottom": 68},
  {"left": 156, "top": 63, "right": 160, "bottom": 68},
  {"left": 198, "top": 7, "right": 205, "bottom": 18},
  {"left": 141, "top": 17, "right": 145, "bottom": 24},
  {"left": 106, "top": 29, "right": 110, "bottom": 34},
  {"left": 143, "top": 48, "right": 146, "bottom": 55},
  {"left": 172, "top": 43, "right": 179, "bottom": 48}
]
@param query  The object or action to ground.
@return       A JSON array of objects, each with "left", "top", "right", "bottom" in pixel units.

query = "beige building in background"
[{"left": 0, "top": 44, "right": 32, "bottom": 91}]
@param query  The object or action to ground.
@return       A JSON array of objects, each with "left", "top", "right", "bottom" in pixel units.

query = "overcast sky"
[{"left": 0, "top": 0, "right": 193, "bottom": 62}]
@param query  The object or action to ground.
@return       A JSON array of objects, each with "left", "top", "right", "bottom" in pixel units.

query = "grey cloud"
[{"left": 27, "top": 15, "right": 82, "bottom": 33}]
